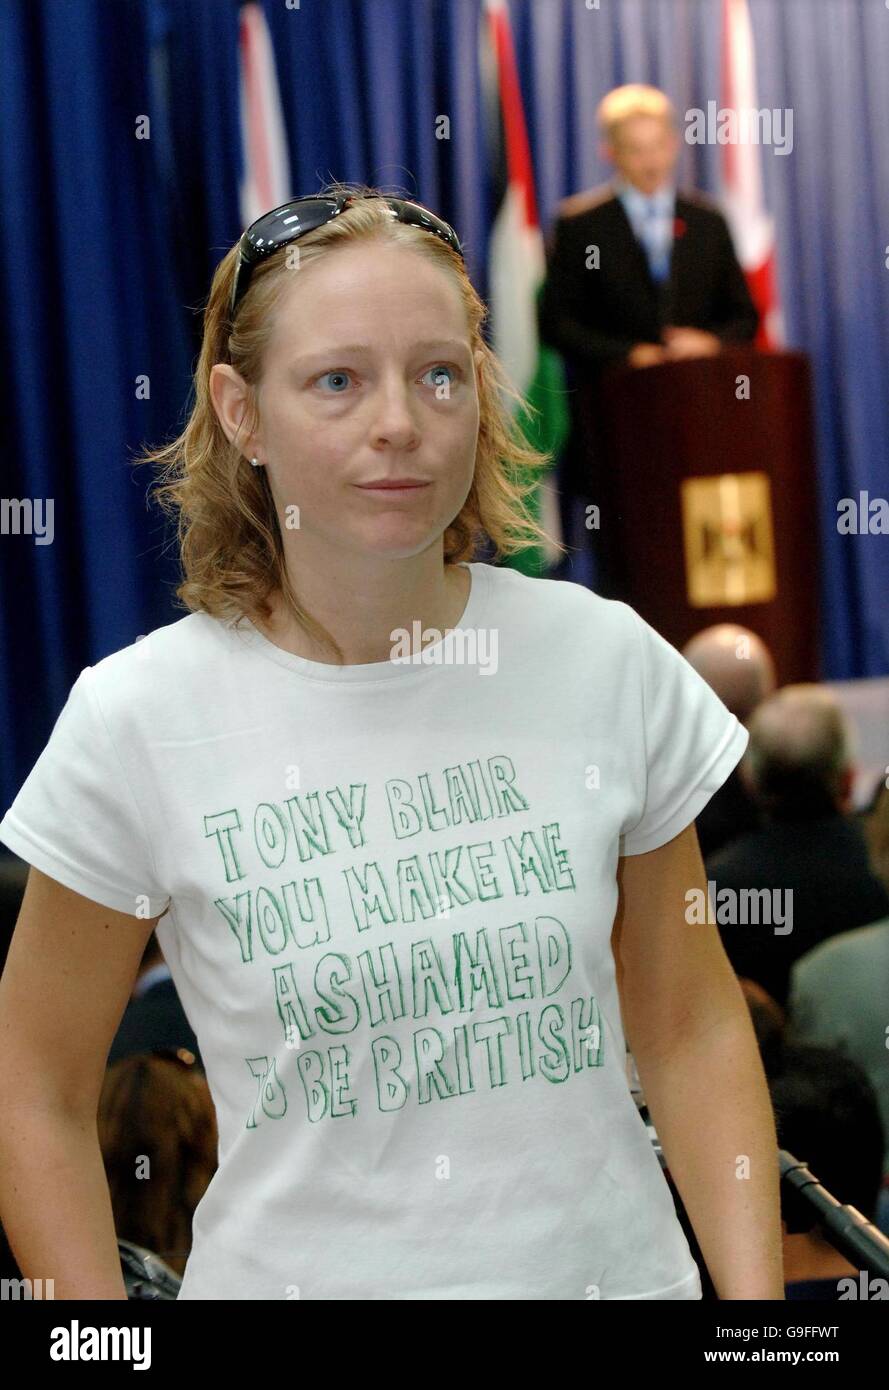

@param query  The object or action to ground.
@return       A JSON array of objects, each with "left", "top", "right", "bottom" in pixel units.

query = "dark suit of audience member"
[
  {"left": 109, "top": 958, "right": 203, "bottom": 1072},
  {"left": 695, "top": 765, "right": 763, "bottom": 861},
  {"left": 708, "top": 813, "right": 889, "bottom": 1009}
]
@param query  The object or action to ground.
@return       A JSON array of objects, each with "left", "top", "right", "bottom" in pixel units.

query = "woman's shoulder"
[
  {"left": 476, "top": 563, "right": 638, "bottom": 643},
  {"left": 80, "top": 610, "right": 243, "bottom": 718}
]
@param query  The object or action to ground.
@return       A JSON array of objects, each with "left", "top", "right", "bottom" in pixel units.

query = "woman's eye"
[
  {"left": 423, "top": 364, "right": 457, "bottom": 390},
  {"left": 313, "top": 365, "right": 458, "bottom": 394},
  {"left": 315, "top": 370, "right": 352, "bottom": 393}
]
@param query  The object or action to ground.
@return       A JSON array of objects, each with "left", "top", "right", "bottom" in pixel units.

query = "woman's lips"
[{"left": 354, "top": 481, "right": 431, "bottom": 496}]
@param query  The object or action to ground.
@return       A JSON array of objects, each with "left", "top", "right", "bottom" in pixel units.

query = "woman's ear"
[{"left": 209, "top": 363, "right": 262, "bottom": 460}]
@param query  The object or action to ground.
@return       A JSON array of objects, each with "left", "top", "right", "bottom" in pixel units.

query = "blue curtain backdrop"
[{"left": 2, "top": 0, "right": 888, "bottom": 810}]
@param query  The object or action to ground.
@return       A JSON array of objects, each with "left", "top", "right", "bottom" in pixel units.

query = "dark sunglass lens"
[
  {"left": 247, "top": 197, "right": 340, "bottom": 256},
  {"left": 392, "top": 199, "right": 461, "bottom": 254}
]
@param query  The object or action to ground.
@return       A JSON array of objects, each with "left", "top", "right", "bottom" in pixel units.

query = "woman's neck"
[{"left": 257, "top": 559, "right": 471, "bottom": 666}]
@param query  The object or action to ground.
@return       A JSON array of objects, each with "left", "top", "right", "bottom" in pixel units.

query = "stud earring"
[{"left": 250, "top": 457, "right": 262, "bottom": 467}]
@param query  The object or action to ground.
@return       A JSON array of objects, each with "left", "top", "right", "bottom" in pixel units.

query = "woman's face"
[{"left": 251, "top": 241, "right": 482, "bottom": 561}]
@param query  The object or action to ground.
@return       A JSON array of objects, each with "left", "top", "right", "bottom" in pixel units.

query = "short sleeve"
[
  {"left": 618, "top": 608, "right": 750, "bottom": 857},
  {"left": 0, "top": 668, "right": 170, "bottom": 917}
]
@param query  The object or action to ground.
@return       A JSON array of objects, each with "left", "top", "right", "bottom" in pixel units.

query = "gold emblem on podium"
[{"left": 680, "top": 472, "right": 776, "bottom": 607}]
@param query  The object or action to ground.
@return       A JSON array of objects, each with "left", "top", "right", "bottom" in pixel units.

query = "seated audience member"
[
  {"left": 787, "top": 920, "right": 889, "bottom": 1239},
  {"left": 707, "top": 685, "right": 889, "bottom": 1008},
  {"left": 788, "top": 778, "right": 889, "bottom": 1236},
  {"left": 109, "top": 929, "right": 203, "bottom": 1071},
  {"left": 766, "top": 1045, "right": 885, "bottom": 1298},
  {"left": 98, "top": 1051, "right": 218, "bottom": 1278},
  {"left": 683, "top": 624, "right": 777, "bottom": 858}
]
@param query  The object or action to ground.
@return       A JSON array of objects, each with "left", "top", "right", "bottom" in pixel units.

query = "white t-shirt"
[{"left": 0, "top": 561, "right": 748, "bottom": 1300}]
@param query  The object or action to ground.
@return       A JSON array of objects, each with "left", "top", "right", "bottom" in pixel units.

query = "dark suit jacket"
[
  {"left": 108, "top": 976, "right": 203, "bottom": 1071},
  {"left": 695, "top": 766, "right": 763, "bottom": 861},
  {"left": 538, "top": 184, "right": 759, "bottom": 380},
  {"left": 706, "top": 814, "right": 889, "bottom": 1009}
]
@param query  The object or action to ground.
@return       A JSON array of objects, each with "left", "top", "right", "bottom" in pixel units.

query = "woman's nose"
[{"left": 369, "top": 379, "right": 421, "bottom": 448}]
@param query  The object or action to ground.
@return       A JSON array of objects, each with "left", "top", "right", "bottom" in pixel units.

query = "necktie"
[{"left": 641, "top": 199, "right": 671, "bottom": 283}]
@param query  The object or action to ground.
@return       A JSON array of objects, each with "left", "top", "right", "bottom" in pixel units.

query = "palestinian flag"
[{"left": 480, "top": 0, "right": 569, "bottom": 575}]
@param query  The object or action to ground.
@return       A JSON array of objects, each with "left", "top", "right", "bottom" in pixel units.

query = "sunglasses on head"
[{"left": 229, "top": 193, "right": 464, "bottom": 320}]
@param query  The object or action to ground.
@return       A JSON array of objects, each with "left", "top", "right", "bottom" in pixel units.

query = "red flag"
[
  {"left": 237, "top": 3, "right": 292, "bottom": 226},
  {"left": 719, "top": 0, "right": 784, "bottom": 348}
]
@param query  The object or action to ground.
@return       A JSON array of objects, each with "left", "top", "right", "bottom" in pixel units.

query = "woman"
[{"left": 0, "top": 184, "right": 784, "bottom": 1300}]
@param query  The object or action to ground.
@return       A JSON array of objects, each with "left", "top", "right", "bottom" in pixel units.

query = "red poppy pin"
[{"left": 673, "top": 217, "right": 687, "bottom": 238}]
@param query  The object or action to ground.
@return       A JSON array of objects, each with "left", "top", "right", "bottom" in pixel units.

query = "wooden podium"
[{"left": 576, "top": 347, "right": 820, "bottom": 684}]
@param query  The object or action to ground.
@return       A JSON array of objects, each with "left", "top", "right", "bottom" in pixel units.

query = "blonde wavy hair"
[{"left": 135, "top": 180, "right": 563, "bottom": 662}]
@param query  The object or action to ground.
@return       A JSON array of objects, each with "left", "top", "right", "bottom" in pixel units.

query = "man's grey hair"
[{"left": 744, "top": 684, "right": 852, "bottom": 817}]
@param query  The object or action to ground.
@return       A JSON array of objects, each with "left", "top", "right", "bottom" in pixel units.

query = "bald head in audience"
[
  {"left": 682, "top": 624, "right": 777, "bottom": 724},
  {"left": 743, "top": 684, "right": 855, "bottom": 819}
]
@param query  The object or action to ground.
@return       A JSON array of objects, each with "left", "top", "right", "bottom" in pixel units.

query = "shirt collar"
[{"left": 614, "top": 178, "right": 676, "bottom": 217}]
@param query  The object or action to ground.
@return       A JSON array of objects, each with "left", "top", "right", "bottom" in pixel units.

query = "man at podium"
[{"left": 539, "top": 84, "right": 759, "bottom": 593}]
